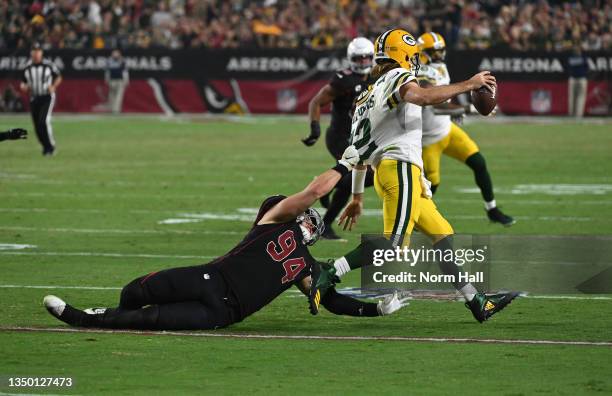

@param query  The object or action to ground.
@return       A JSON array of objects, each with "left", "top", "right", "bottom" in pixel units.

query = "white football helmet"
[
  {"left": 347, "top": 37, "right": 374, "bottom": 74},
  {"left": 297, "top": 208, "right": 324, "bottom": 246}
]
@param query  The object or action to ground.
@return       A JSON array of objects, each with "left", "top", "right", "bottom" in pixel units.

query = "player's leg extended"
[
  {"left": 43, "top": 296, "right": 232, "bottom": 330},
  {"left": 119, "top": 265, "right": 220, "bottom": 309},
  {"left": 325, "top": 160, "right": 418, "bottom": 280},
  {"left": 97, "top": 299, "right": 232, "bottom": 330},
  {"left": 376, "top": 159, "right": 420, "bottom": 247},
  {"left": 43, "top": 266, "right": 235, "bottom": 330},
  {"left": 422, "top": 134, "right": 449, "bottom": 195},
  {"left": 444, "top": 123, "right": 514, "bottom": 226},
  {"left": 415, "top": 194, "right": 518, "bottom": 322}
]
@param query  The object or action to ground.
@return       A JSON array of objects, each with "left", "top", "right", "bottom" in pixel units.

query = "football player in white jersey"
[
  {"left": 418, "top": 32, "right": 514, "bottom": 226},
  {"left": 309, "top": 29, "right": 518, "bottom": 323}
]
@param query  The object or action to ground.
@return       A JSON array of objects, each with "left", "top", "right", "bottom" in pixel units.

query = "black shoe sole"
[{"left": 490, "top": 219, "right": 517, "bottom": 227}]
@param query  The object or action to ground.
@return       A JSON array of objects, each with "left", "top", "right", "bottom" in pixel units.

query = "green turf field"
[{"left": 1, "top": 115, "right": 611, "bottom": 395}]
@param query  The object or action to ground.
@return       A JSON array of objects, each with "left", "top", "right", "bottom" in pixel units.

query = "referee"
[{"left": 20, "top": 43, "right": 62, "bottom": 156}]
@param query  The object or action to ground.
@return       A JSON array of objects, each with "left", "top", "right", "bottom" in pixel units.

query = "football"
[{"left": 471, "top": 86, "right": 497, "bottom": 116}]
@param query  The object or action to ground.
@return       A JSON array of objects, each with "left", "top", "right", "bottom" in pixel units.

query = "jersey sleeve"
[
  {"left": 417, "top": 64, "right": 439, "bottom": 85},
  {"left": 385, "top": 68, "right": 416, "bottom": 110},
  {"left": 50, "top": 62, "right": 60, "bottom": 79},
  {"left": 253, "top": 195, "right": 287, "bottom": 225},
  {"left": 21, "top": 68, "right": 27, "bottom": 83}
]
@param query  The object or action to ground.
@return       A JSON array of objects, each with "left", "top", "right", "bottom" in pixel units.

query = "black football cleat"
[
  {"left": 466, "top": 291, "right": 520, "bottom": 323},
  {"left": 321, "top": 225, "right": 342, "bottom": 240},
  {"left": 487, "top": 207, "right": 515, "bottom": 227},
  {"left": 43, "top": 295, "right": 86, "bottom": 326}
]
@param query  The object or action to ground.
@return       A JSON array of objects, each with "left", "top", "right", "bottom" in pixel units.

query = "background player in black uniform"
[
  {"left": 303, "top": 37, "right": 376, "bottom": 240},
  {"left": 43, "top": 146, "right": 409, "bottom": 330},
  {"left": 20, "top": 43, "right": 62, "bottom": 156},
  {"left": 0, "top": 128, "right": 27, "bottom": 142}
]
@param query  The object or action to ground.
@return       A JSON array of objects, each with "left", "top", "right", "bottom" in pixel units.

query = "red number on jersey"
[
  {"left": 281, "top": 257, "right": 307, "bottom": 284},
  {"left": 266, "top": 230, "right": 296, "bottom": 262}
]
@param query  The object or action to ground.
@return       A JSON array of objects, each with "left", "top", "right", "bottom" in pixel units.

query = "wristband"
[
  {"left": 332, "top": 163, "right": 351, "bottom": 177},
  {"left": 352, "top": 167, "right": 366, "bottom": 194},
  {"left": 310, "top": 120, "right": 321, "bottom": 137}
]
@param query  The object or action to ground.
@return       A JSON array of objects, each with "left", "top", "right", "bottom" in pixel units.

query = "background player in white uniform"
[
  {"left": 418, "top": 32, "right": 514, "bottom": 226},
  {"left": 309, "top": 29, "right": 518, "bottom": 323}
]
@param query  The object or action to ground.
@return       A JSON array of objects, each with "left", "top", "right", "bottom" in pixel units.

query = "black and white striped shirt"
[{"left": 22, "top": 60, "right": 61, "bottom": 97}]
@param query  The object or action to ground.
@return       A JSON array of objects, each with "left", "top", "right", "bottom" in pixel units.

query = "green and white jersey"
[
  {"left": 420, "top": 62, "right": 452, "bottom": 146},
  {"left": 350, "top": 67, "right": 423, "bottom": 169}
]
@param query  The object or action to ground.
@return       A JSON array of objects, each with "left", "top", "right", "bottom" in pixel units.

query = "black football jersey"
[
  {"left": 209, "top": 197, "right": 315, "bottom": 320},
  {"left": 328, "top": 69, "right": 374, "bottom": 137}
]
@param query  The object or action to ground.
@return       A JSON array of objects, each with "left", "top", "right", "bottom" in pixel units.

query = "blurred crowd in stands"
[{"left": 1, "top": 0, "right": 610, "bottom": 51}]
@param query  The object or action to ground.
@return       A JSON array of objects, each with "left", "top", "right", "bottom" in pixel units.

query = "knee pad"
[{"left": 465, "top": 152, "right": 486, "bottom": 172}]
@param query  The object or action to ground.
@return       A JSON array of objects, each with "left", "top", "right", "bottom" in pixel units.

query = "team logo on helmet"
[{"left": 402, "top": 35, "right": 416, "bottom": 46}]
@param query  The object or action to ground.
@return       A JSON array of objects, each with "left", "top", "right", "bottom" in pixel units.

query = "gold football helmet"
[
  {"left": 374, "top": 29, "right": 420, "bottom": 75},
  {"left": 417, "top": 32, "right": 446, "bottom": 64}
]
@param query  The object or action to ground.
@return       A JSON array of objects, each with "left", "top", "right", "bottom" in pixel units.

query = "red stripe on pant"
[{"left": 140, "top": 271, "right": 159, "bottom": 284}]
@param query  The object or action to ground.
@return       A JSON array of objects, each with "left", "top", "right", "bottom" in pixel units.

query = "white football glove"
[
  {"left": 338, "top": 145, "right": 360, "bottom": 171},
  {"left": 377, "top": 290, "right": 411, "bottom": 316},
  {"left": 420, "top": 172, "right": 432, "bottom": 199}
]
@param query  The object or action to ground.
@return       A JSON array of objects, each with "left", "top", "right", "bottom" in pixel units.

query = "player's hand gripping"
[
  {"left": 7, "top": 128, "right": 27, "bottom": 140},
  {"left": 377, "top": 291, "right": 411, "bottom": 315},
  {"left": 467, "top": 71, "right": 496, "bottom": 92},
  {"left": 302, "top": 121, "right": 321, "bottom": 146}
]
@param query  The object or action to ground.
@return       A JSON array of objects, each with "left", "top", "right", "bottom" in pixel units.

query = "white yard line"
[
  {"left": 2, "top": 284, "right": 610, "bottom": 302},
  {"left": 0, "top": 226, "right": 241, "bottom": 236},
  {"left": 0, "top": 251, "right": 214, "bottom": 260},
  {"left": 0, "top": 284, "right": 120, "bottom": 290},
  {"left": 1, "top": 326, "right": 610, "bottom": 347}
]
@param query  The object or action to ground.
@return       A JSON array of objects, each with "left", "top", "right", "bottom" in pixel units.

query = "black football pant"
[
  {"left": 79, "top": 265, "right": 238, "bottom": 330},
  {"left": 30, "top": 94, "right": 56, "bottom": 153},
  {"left": 323, "top": 128, "right": 374, "bottom": 226}
]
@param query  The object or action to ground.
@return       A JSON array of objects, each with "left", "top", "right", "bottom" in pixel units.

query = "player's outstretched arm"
[
  {"left": 402, "top": 71, "right": 496, "bottom": 106},
  {"left": 298, "top": 277, "right": 410, "bottom": 317},
  {"left": 303, "top": 84, "right": 337, "bottom": 146},
  {"left": 0, "top": 128, "right": 27, "bottom": 142},
  {"left": 258, "top": 146, "right": 360, "bottom": 225}
]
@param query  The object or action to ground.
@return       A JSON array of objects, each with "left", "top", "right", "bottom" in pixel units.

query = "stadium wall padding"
[{"left": 1, "top": 49, "right": 610, "bottom": 115}]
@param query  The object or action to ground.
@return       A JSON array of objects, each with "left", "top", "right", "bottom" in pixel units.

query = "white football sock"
[
  {"left": 459, "top": 283, "right": 478, "bottom": 302},
  {"left": 333, "top": 257, "right": 350, "bottom": 277},
  {"left": 484, "top": 199, "right": 497, "bottom": 210}
]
